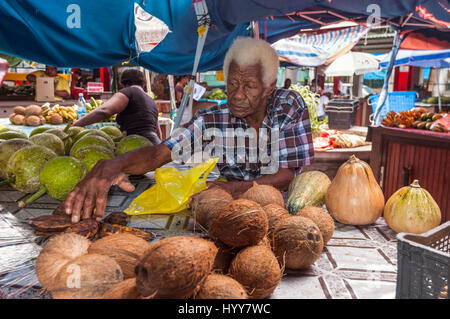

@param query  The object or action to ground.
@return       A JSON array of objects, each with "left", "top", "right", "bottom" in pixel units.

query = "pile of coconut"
[
  {"left": 9, "top": 105, "right": 46, "bottom": 126},
  {"left": 34, "top": 182, "right": 335, "bottom": 299}
]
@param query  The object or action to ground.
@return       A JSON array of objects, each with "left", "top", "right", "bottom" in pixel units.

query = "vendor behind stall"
[
  {"left": 318, "top": 88, "right": 333, "bottom": 121},
  {"left": 65, "top": 37, "right": 314, "bottom": 223},
  {"left": 26, "top": 65, "right": 71, "bottom": 101},
  {"left": 72, "top": 69, "right": 162, "bottom": 145}
]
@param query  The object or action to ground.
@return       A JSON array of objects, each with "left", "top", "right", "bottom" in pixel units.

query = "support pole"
[{"left": 373, "top": 30, "right": 403, "bottom": 125}]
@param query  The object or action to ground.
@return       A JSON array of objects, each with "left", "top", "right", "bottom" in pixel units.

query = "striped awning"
[{"left": 272, "top": 25, "right": 371, "bottom": 67}]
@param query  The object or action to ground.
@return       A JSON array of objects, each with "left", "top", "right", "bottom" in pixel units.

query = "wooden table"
[{"left": 369, "top": 125, "right": 450, "bottom": 223}]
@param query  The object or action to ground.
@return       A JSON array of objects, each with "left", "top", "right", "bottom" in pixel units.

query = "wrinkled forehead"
[{"left": 227, "top": 61, "right": 263, "bottom": 81}]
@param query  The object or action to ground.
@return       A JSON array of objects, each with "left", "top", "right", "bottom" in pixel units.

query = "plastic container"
[
  {"left": 369, "top": 91, "right": 416, "bottom": 119},
  {"left": 77, "top": 93, "right": 87, "bottom": 119},
  {"left": 325, "top": 99, "right": 359, "bottom": 129},
  {"left": 396, "top": 221, "right": 449, "bottom": 299}
]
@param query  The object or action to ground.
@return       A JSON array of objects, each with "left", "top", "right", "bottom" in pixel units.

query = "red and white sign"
[{"left": 87, "top": 82, "right": 104, "bottom": 93}]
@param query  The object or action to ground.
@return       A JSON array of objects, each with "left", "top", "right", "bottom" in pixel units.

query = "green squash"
[{"left": 286, "top": 171, "right": 331, "bottom": 215}]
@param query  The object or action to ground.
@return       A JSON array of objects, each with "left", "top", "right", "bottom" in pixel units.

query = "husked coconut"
[
  {"left": 212, "top": 239, "right": 239, "bottom": 274},
  {"left": 24, "top": 105, "right": 42, "bottom": 117},
  {"left": 35, "top": 233, "right": 91, "bottom": 290},
  {"left": 191, "top": 187, "right": 233, "bottom": 229},
  {"left": 25, "top": 115, "right": 41, "bottom": 126},
  {"left": 135, "top": 236, "right": 217, "bottom": 299},
  {"left": 13, "top": 106, "right": 26, "bottom": 115},
  {"left": 50, "top": 253, "right": 123, "bottom": 299},
  {"left": 240, "top": 182, "right": 285, "bottom": 207},
  {"left": 262, "top": 203, "right": 290, "bottom": 236},
  {"left": 209, "top": 199, "right": 268, "bottom": 248},
  {"left": 297, "top": 206, "right": 335, "bottom": 245},
  {"left": 272, "top": 216, "right": 324, "bottom": 270},
  {"left": 103, "top": 278, "right": 141, "bottom": 299},
  {"left": 195, "top": 274, "right": 248, "bottom": 299},
  {"left": 88, "top": 233, "right": 152, "bottom": 279},
  {"left": 229, "top": 245, "right": 282, "bottom": 299}
]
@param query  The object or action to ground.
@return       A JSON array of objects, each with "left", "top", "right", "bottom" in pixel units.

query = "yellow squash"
[{"left": 383, "top": 180, "right": 441, "bottom": 234}]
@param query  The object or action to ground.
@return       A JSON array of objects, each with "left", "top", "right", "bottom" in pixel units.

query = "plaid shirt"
[{"left": 162, "top": 88, "right": 314, "bottom": 181}]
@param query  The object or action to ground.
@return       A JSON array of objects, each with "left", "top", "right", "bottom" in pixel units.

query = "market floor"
[{"left": 0, "top": 172, "right": 398, "bottom": 299}]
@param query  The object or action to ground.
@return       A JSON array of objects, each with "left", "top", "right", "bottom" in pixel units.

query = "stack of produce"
[
  {"left": 9, "top": 104, "right": 46, "bottom": 126},
  {"left": 0, "top": 127, "right": 151, "bottom": 208},
  {"left": 45, "top": 104, "right": 77, "bottom": 124},
  {"left": 30, "top": 151, "right": 443, "bottom": 299},
  {"left": 187, "top": 181, "right": 336, "bottom": 299},
  {"left": 381, "top": 109, "right": 448, "bottom": 133},
  {"left": 85, "top": 98, "right": 116, "bottom": 122}
]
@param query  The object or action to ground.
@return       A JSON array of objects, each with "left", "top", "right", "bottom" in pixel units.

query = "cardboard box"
[{"left": 35, "top": 77, "right": 55, "bottom": 102}]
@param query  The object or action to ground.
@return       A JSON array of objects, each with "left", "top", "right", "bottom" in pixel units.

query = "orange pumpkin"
[{"left": 325, "top": 155, "right": 385, "bottom": 225}]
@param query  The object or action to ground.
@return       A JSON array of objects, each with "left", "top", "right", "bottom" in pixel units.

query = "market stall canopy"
[
  {"left": 0, "top": 0, "right": 447, "bottom": 74},
  {"left": 324, "top": 51, "right": 381, "bottom": 76},
  {"left": 378, "top": 49, "right": 450, "bottom": 68},
  {"left": 272, "top": 25, "right": 370, "bottom": 67}
]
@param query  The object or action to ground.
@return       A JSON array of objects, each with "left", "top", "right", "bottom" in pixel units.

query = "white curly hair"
[{"left": 223, "top": 37, "right": 279, "bottom": 88}]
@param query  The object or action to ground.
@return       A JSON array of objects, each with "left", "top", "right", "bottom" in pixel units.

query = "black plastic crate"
[
  {"left": 396, "top": 221, "right": 449, "bottom": 299},
  {"left": 325, "top": 99, "right": 359, "bottom": 130}
]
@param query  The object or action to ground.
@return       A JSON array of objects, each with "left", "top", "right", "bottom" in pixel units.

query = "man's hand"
[{"left": 64, "top": 158, "right": 135, "bottom": 223}]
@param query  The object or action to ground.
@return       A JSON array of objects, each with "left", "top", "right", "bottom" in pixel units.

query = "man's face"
[
  {"left": 46, "top": 66, "right": 58, "bottom": 77},
  {"left": 226, "top": 61, "right": 268, "bottom": 119}
]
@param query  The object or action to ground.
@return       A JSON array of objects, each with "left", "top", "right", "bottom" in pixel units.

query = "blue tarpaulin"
[
  {"left": 0, "top": 0, "right": 448, "bottom": 74},
  {"left": 379, "top": 49, "right": 450, "bottom": 68}
]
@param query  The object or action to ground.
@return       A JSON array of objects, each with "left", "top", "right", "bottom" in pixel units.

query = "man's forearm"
[
  {"left": 73, "top": 109, "right": 110, "bottom": 127},
  {"left": 113, "top": 143, "right": 172, "bottom": 175}
]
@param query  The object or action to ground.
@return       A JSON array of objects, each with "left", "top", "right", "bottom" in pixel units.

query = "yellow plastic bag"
[{"left": 124, "top": 158, "right": 219, "bottom": 215}]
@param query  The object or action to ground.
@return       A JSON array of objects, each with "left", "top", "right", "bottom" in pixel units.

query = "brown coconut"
[
  {"left": 191, "top": 187, "right": 233, "bottom": 229},
  {"left": 263, "top": 204, "right": 290, "bottom": 236},
  {"left": 209, "top": 199, "right": 268, "bottom": 248},
  {"left": 103, "top": 278, "right": 141, "bottom": 299},
  {"left": 13, "top": 106, "right": 26, "bottom": 115},
  {"left": 257, "top": 236, "right": 272, "bottom": 249},
  {"left": 135, "top": 236, "right": 218, "bottom": 299},
  {"left": 49, "top": 113, "right": 64, "bottom": 125},
  {"left": 50, "top": 253, "right": 123, "bottom": 299},
  {"left": 35, "top": 233, "right": 91, "bottom": 290},
  {"left": 10, "top": 114, "right": 25, "bottom": 125},
  {"left": 240, "top": 182, "right": 285, "bottom": 207},
  {"left": 272, "top": 216, "right": 324, "bottom": 270},
  {"left": 25, "top": 115, "right": 41, "bottom": 126},
  {"left": 212, "top": 239, "right": 240, "bottom": 274},
  {"left": 229, "top": 245, "right": 282, "bottom": 299},
  {"left": 87, "top": 233, "right": 152, "bottom": 279},
  {"left": 297, "top": 206, "right": 335, "bottom": 245},
  {"left": 24, "top": 104, "right": 42, "bottom": 116},
  {"left": 195, "top": 274, "right": 248, "bottom": 299}
]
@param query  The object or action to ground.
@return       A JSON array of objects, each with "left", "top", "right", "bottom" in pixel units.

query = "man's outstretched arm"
[{"left": 65, "top": 143, "right": 173, "bottom": 223}]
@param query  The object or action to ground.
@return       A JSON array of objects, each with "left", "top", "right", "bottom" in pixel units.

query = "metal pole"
[{"left": 373, "top": 30, "right": 403, "bottom": 125}]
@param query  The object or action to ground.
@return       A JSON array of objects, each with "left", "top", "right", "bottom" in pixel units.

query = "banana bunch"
[
  {"left": 86, "top": 98, "right": 115, "bottom": 122},
  {"left": 45, "top": 104, "right": 78, "bottom": 122}
]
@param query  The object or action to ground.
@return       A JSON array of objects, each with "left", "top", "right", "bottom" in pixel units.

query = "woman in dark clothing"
[{"left": 73, "top": 69, "right": 162, "bottom": 145}]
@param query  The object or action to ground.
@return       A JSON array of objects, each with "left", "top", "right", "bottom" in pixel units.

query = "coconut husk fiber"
[
  {"left": 194, "top": 274, "right": 248, "bottom": 299},
  {"left": 50, "top": 253, "right": 123, "bottom": 299},
  {"left": 272, "top": 216, "right": 324, "bottom": 270},
  {"left": 229, "top": 245, "right": 282, "bottom": 299},
  {"left": 297, "top": 206, "right": 335, "bottom": 245},
  {"left": 135, "top": 236, "right": 218, "bottom": 299},
  {"left": 240, "top": 182, "right": 285, "bottom": 207},
  {"left": 262, "top": 204, "right": 290, "bottom": 236},
  {"left": 35, "top": 233, "right": 91, "bottom": 290},
  {"left": 88, "top": 233, "right": 152, "bottom": 279},
  {"left": 212, "top": 239, "right": 240, "bottom": 274},
  {"left": 102, "top": 278, "right": 141, "bottom": 299},
  {"left": 209, "top": 199, "right": 268, "bottom": 248},
  {"left": 191, "top": 187, "right": 233, "bottom": 229}
]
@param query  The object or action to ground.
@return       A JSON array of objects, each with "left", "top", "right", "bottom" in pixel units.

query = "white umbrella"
[{"left": 324, "top": 51, "right": 380, "bottom": 76}]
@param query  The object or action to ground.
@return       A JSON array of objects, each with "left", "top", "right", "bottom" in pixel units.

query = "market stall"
[{"left": 0, "top": 0, "right": 449, "bottom": 302}]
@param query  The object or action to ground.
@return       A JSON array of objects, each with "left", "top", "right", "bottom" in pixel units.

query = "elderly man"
[{"left": 65, "top": 37, "right": 314, "bottom": 223}]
